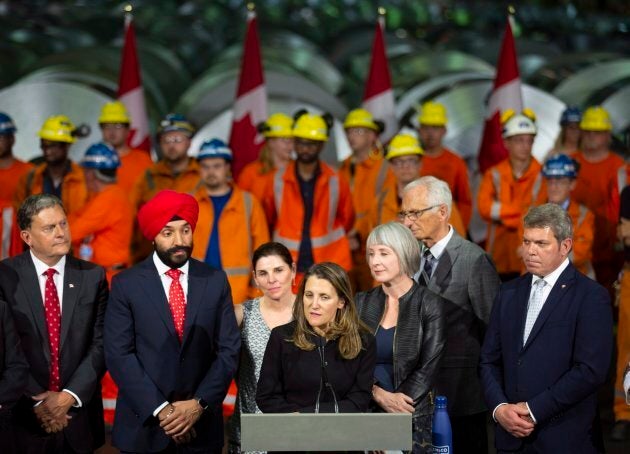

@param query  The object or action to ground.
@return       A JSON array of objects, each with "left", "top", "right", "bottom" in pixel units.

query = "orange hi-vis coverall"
[
  {"left": 264, "top": 161, "right": 355, "bottom": 271},
  {"left": 192, "top": 184, "right": 270, "bottom": 305},
  {"left": 117, "top": 148, "right": 154, "bottom": 194},
  {"left": 236, "top": 160, "right": 275, "bottom": 204},
  {"left": 420, "top": 147, "right": 473, "bottom": 228},
  {"left": 0, "top": 158, "right": 33, "bottom": 203},
  {"left": 571, "top": 151, "right": 627, "bottom": 286},
  {"left": 68, "top": 184, "right": 133, "bottom": 284},
  {"left": 14, "top": 160, "right": 88, "bottom": 216},
  {"left": 368, "top": 185, "right": 467, "bottom": 239},
  {"left": 0, "top": 199, "right": 22, "bottom": 259},
  {"left": 129, "top": 159, "right": 201, "bottom": 263},
  {"left": 478, "top": 158, "right": 546, "bottom": 275}
]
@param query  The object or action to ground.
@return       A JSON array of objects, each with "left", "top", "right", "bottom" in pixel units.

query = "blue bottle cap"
[{"left": 435, "top": 395, "right": 448, "bottom": 408}]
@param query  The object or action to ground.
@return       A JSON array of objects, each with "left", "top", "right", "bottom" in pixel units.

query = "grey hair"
[
  {"left": 402, "top": 176, "right": 452, "bottom": 217},
  {"left": 366, "top": 221, "right": 421, "bottom": 277},
  {"left": 17, "top": 194, "right": 65, "bottom": 230},
  {"left": 523, "top": 203, "right": 573, "bottom": 241}
]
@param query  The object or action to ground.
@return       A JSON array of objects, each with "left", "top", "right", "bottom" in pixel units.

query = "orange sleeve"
[
  {"left": 452, "top": 156, "right": 473, "bottom": 227},
  {"left": 249, "top": 196, "right": 271, "bottom": 250},
  {"left": 13, "top": 171, "right": 31, "bottom": 211},
  {"left": 477, "top": 166, "right": 522, "bottom": 229},
  {"left": 337, "top": 173, "right": 355, "bottom": 233},
  {"left": 68, "top": 195, "right": 110, "bottom": 243},
  {"left": 477, "top": 169, "right": 496, "bottom": 223},
  {"left": 236, "top": 163, "right": 257, "bottom": 193},
  {"left": 572, "top": 209, "right": 594, "bottom": 271}
]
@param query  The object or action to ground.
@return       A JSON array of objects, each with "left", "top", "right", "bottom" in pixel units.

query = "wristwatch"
[{"left": 195, "top": 397, "right": 209, "bottom": 411}]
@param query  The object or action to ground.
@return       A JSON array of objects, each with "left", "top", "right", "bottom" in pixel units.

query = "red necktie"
[
  {"left": 43, "top": 268, "right": 61, "bottom": 391},
  {"left": 165, "top": 268, "right": 186, "bottom": 342}
]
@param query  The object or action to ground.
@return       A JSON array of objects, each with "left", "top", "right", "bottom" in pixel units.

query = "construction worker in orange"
[
  {"left": 263, "top": 110, "right": 354, "bottom": 288},
  {"left": 571, "top": 106, "right": 627, "bottom": 293},
  {"left": 98, "top": 101, "right": 153, "bottom": 194},
  {"left": 236, "top": 112, "right": 293, "bottom": 203},
  {"left": 130, "top": 113, "right": 200, "bottom": 263},
  {"left": 523, "top": 154, "right": 595, "bottom": 278},
  {"left": 191, "top": 138, "right": 269, "bottom": 305},
  {"left": 13, "top": 115, "right": 88, "bottom": 216},
  {"left": 368, "top": 133, "right": 466, "bottom": 237},
  {"left": 417, "top": 101, "right": 473, "bottom": 228},
  {"left": 67, "top": 142, "right": 133, "bottom": 284},
  {"left": 478, "top": 109, "right": 546, "bottom": 281},
  {"left": 0, "top": 112, "right": 33, "bottom": 204},
  {"left": 339, "top": 108, "right": 395, "bottom": 291}
]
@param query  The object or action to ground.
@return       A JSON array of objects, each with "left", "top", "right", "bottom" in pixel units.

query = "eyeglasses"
[
  {"left": 397, "top": 205, "right": 439, "bottom": 221},
  {"left": 345, "top": 128, "right": 370, "bottom": 136},
  {"left": 161, "top": 136, "right": 187, "bottom": 144}
]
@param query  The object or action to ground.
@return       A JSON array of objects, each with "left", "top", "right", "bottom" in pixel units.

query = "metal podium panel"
[{"left": 241, "top": 413, "right": 412, "bottom": 451}]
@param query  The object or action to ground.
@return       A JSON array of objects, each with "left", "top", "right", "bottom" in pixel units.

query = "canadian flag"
[
  {"left": 228, "top": 8, "right": 267, "bottom": 179},
  {"left": 362, "top": 14, "right": 397, "bottom": 142},
  {"left": 117, "top": 12, "right": 151, "bottom": 152},
  {"left": 477, "top": 17, "right": 522, "bottom": 173}
]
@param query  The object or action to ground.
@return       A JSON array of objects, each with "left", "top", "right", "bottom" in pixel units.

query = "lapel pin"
[
  {"left": 561, "top": 284, "right": 566, "bottom": 288},
  {"left": 69, "top": 284, "right": 74, "bottom": 288}
]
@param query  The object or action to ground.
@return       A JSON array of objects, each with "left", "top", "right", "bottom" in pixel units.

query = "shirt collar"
[
  {"left": 30, "top": 250, "right": 66, "bottom": 276},
  {"left": 530, "top": 257, "right": 570, "bottom": 287},
  {"left": 426, "top": 225, "right": 454, "bottom": 260},
  {"left": 152, "top": 251, "right": 189, "bottom": 277}
]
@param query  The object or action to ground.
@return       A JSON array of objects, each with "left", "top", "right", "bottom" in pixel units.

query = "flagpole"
[
  {"left": 378, "top": 6, "right": 386, "bottom": 28},
  {"left": 124, "top": 3, "right": 132, "bottom": 27}
]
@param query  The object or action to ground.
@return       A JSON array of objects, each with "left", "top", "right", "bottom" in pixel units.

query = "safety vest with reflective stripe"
[
  {"left": 192, "top": 184, "right": 270, "bottom": 305},
  {"left": 478, "top": 158, "right": 545, "bottom": 274},
  {"left": 267, "top": 161, "right": 355, "bottom": 270}
]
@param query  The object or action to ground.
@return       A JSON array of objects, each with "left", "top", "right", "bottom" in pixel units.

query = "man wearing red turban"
[{"left": 104, "top": 190, "right": 240, "bottom": 453}]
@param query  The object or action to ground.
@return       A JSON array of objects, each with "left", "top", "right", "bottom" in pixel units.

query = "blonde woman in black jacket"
[{"left": 356, "top": 221, "right": 446, "bottom": 454}]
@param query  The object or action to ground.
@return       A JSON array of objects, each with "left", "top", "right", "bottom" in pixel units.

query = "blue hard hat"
[
  {"left": 81, "top": 142, "right": 121, "bottom": 169},
  {"left": 0, "top": 112, "right": 17, "bottom": 135},
  {"left": 157, "top": 113, "right": 195, "bottom": 136},
  {"left": 197, "top": 138, "right": 232, "bottom": 161},
  {"left": 560, "top": 106, "right": 582, "bottom": 125},
  {"left": 542, "top": 154, "right": 578, "bottom": 179}
]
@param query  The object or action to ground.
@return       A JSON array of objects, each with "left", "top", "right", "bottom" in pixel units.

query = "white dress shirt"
[
  {"left": 29, "top": 251, "right": 81, "bottom": 407},
  {"left": 152, "top": 252, "right": 190, "bottom": 416}
]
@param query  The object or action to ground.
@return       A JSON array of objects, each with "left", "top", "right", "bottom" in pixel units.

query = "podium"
[{"left": 241, "top": 413, "right": 412, "bottom": 451}]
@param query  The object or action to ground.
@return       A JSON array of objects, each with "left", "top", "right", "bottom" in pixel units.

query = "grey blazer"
[{"left": 421, "top": 231, "right": 501, "bottom": 417}]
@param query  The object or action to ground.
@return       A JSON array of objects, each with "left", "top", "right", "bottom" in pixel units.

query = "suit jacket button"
[{"left": 517, "top": 359, "right": 521, "bottom": 366}]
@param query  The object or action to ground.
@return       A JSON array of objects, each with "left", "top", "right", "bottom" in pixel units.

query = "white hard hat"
[{"left": 502, "top": 114, "right": 537, "bottom": 138}]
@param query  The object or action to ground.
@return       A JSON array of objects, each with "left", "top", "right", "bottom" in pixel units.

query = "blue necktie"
[{"left": 419, "top": 249, "right": 434, "bottom": 286}]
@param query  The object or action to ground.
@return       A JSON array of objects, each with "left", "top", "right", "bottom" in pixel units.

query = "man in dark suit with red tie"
[
  {"left": 480, "top": 203, "right": 613, "bottom": 453},
  {"left": 104, "top": 190, "right": 240, "bottom": 453},
  {"left": 0, "top": 193, "right": 108, "bottom": 453}
]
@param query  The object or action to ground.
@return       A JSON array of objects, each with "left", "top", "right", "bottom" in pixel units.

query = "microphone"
[{"left": 314, "top": 336, "right": 338, "bottom": 413}]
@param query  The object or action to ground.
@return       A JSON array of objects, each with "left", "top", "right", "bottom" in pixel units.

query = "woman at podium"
[
  {"left": 228, "top": 242, "right": 297, "bottom": 453},
  {"left": 356, "top": 222, "right": 446, "bottom": 453},
  {"left": 256, "top": 262, "right": 376, "bottom": 414}
]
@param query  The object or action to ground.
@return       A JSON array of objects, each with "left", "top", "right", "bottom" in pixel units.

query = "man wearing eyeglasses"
[
  {"left": 130, "top": 113, "right": 200, "bottom": 263},
  {"left": 98, "top": 101, "right": 153, "bottom": 194},
  {"left": 401, "top": 175, "right": 500, "bottom": 454},
  {"left": 367, "top": 133, "right": 466, "bottom": 237},
  {"left": 263, "top": 110, "right": 354, "bottom": 288}
]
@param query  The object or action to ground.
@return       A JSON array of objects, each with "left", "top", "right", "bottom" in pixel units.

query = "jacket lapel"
[
  {"left": 430, "top": 232, "right": 462, "bottom": 292},
  {"left": 181, "top": 260, "right": 207, "bottom": 348},
  {"left": 59, "top": 257, "right": 80, "bottom": 351},
  {"left": 515, "top": 275, "right": 533, "bottom": 352},
  {"left": 139, "top": 257, "right": 180, "bottom": 346},
  {"left": 18, "top": 253, "right": 50, "bottom": 361},
  {"left": 522, "top": 265, "right": 575, "bottom": 350}
]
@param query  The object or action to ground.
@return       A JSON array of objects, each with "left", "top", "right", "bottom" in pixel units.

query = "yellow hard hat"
[
  {"left": 99, "top": 101, "right": 130, "bottom": 124},
  {"left": 385, "top": 134, "right": 424, "bottom": 160},
  {"left": 579, "top": 106, "right": 612, "bottom": 131},
  {"left": 343, "top": 108, "right": 382, "bottom": 132},
  {"left": 293, "top": 113, "right": 328, "bottom": 141},
  {"left": 418, "top": 101, "right": 447, "bottom": 127},
  {"left": 38, "top": 115, "right": 76, "bottom": 143},
  {"left": 259, "top": 113, "right": 293, "bottom": 138}
]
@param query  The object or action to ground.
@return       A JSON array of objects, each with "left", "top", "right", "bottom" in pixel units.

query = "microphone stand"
[{"left": 314, "top": 335, "right": 338, "bottom": 414}]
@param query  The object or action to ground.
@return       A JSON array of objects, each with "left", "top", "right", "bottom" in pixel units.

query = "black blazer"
[
  {"left": 0, "top": 252, "right": 108, "bottom": 452},
  {"left": 256, "top": 320, "right": 376, "bottom": 413},
  {"left": 356, "top": 282, "right": 446, "bottom": 417},
  {"left": 104, "top": 256, "right": 241, "bottom": 452}
]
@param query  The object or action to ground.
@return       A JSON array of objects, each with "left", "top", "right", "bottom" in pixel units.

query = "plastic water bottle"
[{"left": 432, "top": 395, "right": 453, "bottom": 453}]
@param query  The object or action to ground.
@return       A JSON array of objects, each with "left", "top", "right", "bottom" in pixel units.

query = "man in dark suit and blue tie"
[
  {"left": 480, "top": 203, "right": 613, "bottom": 453},
  {"left": 0, "top": 194, "right": 108, "bottom": 453},
  {"left": 104, "top": 189, "right": 240, "bottom": 453}
]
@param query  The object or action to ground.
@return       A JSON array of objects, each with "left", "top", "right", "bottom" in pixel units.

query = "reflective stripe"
[
  {"left": 224, "top": 267, "right": 251, "bottom": 276},
  {"left": 223, "top": 393, "right": 236, "bottom": 405},
  {"left": 311, "top": 227, "right": 346, "bottom": 248},
  {"left": 577, "top": 204, "right": 588, "bottom": 227},
  {"left": 532, "top": 173, "right": 542, "bottom": 199},
  {"left": 274, "top": 170, "right": 284, "bottom": 215},
  {"left": 2, "top": 206, "right": 13, "bottom": 260},
  {"left": 490, "top": 202, "right": 502, "bottom": 221},
  {"left": 491, "top": 168, "right": 501, "bottom": 196},
  {"left": 243, "top": 192, "right": 253, "bottom": 258},
  {"left": 618, "top": 167, "right": 627, "bottom": 194},
  {"left": 102, "top": 398, "right": 117, "bottom": 410},
  {"left": 145, "top": 169, "right": 155, "bottom": 191},
  {"left": 374, "top": 160, "right": 389, "bottom": 197},
  {"left": 376, "top": 189, "right": 388, "bottom": 226},
  {"left": 273, "top": 233, "right": 301, "bottom": 250},
  {"left": 328, "top": 175, "right": 339, "bottom": 233}
]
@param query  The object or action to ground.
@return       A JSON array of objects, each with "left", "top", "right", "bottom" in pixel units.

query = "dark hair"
[
  {"left": 292, "top": 262, "right": 367, "bottom": 359},
  {"left": 252, "top": 242, "right": 294, "bottom": 270},
  {"left": 17, "top": 194, "right": 65, "bottom": 230},
  {"left": 524, "top": 203, "right": 573, "bottom": 242}
]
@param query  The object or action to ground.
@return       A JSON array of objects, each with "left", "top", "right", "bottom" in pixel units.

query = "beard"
[{"left": 155, "top": 244, "right": 193, "bottom": 269}]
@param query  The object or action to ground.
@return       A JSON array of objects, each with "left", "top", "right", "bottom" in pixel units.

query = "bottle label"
[{"left": 432, "top": 446, "right": 450, "bottom": 454}]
